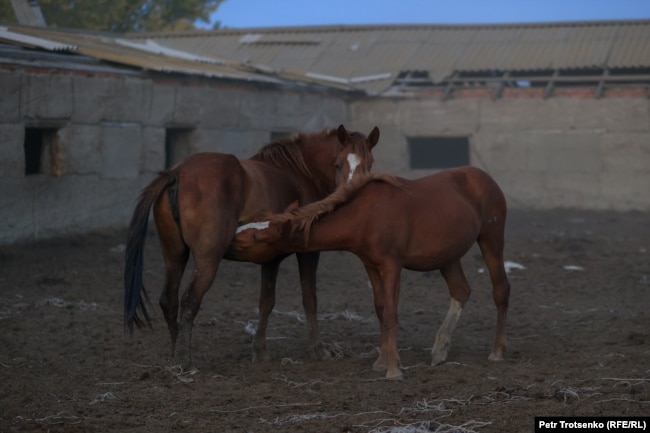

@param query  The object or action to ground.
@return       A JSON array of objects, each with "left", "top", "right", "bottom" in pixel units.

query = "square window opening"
[
  {"left": 408, "top": 136, "right": 470, "bottom": 169},
  {"left": 24, "top": 127, "right": 61, "bottom": 176},
  {"left": 165, "top": 128, "right": 195, "bottom": 169}
]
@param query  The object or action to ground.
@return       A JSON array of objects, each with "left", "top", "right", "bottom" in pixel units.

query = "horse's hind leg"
[
  {"left": 477, "top": 221, "right": 510, "bottom": 361},
  {"left": 154, "top": 194, "right": 190, "bottom": 362},
  {"left": 431, "top": 261, "right": 471, "bottom": 365},
  {"left": 296, "top": 252, "right": 330, "bottom": 360},
  {"left": 159, "top": 248, "right": 189, "bottom": 361},
  {"left": 176, "top": 254, "right": 221, "bottom": 371}
]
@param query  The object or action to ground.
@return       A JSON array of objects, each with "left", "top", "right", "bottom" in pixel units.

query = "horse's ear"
[
  {"left": 367, "top": 126, "right": 380, "bottom": 149},
  {"left": 337, "top": 124, "right": 348, "bottom": 145},
  {"left": 284, "top": 200, "right": 300, "bottom": 213}
]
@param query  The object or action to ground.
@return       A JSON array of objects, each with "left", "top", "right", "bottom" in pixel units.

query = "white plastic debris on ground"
[
  {"left": 563, "top": 265, "right": 584, "bottom": 271},
  {"left": 479, "top": 261, "right": 526, "bottom": 273}
]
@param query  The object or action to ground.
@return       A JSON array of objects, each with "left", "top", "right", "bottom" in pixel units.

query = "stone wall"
[
  {"left": 350, "top": 89, "right": 650, "bottom": 211},
  {"left": 3, "top": 66, "right": 649, "bottom": 244},
  {"left": 0, "top": 69, "right": 348, "bottom": 243}
]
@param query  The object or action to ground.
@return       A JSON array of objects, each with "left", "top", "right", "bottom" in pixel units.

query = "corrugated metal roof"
[
  {"left": 134, "top": 19, "right": 650, "bottom": 94},
  {"left": 3, "top": 20, "right": 650, "bottom": 95},
  {"left": 608, "top": 24, "right": 650, "bottom": 67},
  {"left": 0, "top": 25, "right": 353, "bottom": 90},
  {"left": 0, "top": 26, "right": 76, "bottom": 51}
]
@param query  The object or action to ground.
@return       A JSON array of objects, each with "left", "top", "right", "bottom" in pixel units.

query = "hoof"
[
  {"left": 488, "top": 353, "right": 503, "bottom": 361},
  {"left": 431, "top": 350, "right": 448, "bottom": 366},
  {"left": 177, "top": 359, "right": 197, "bottom": 373},
  {"left": 251, "top": 340, "right": 271, "bottom": 362},
  {"left": 385, "top": 369, "right": 404, "bottom": 380},
  {"left": 182, "top": 365, "right": 200, "bottom": 374},
  {"left": 166, "top": 357, "right": 178, "bottom": 368},
  {"left": 372, "top": 361, "right": 388, "bottom": 372},
  {"left": 251, "top": 349, "right": 270, "bottom": 363},
  {"left": 313, "top": 344, "right": 333, "bottom": 361}
]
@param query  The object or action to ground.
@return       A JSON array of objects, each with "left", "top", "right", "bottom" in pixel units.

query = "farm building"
[{"left": 1, "top": 19, "right": 649, "bottom": 243}]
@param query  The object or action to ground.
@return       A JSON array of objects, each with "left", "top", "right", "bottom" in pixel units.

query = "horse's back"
[
  {"left": 398, "top": 167, "right": 506, "bottom": 270},
  {"left": 457, "top": 166, "right": 507, "bottom": 219},
  {"left": 154, "top": 152, "right": 248, "bottom": 252},
  {"left": 398, "top": 166, "right": 506, "bottom": 243},
  {"left": 416, "top": 166, "right": 506, "bottom": 218},
  {"left": 156, "top": 152, "right": 306, "bottom": 253},
  {"left": 172, "top": 152, "right": 244, "bottom": 176},
  {"left": 433, "top": 167, "right": 508, "bottom": 245},
  {"left": 171, "top": 152, "right": 247, "bottom": 212}
]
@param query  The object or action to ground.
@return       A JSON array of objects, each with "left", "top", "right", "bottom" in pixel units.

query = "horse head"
[
  {"left": 334, "top": 125, "right": 379, "bottom": 188},
  {"left": 231, "top": 216, "right": 294, "bottom": 264}
]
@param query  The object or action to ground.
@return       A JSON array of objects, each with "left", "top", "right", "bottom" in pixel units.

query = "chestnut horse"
[
  {"left": 230, "top": 167, "right": 511, "bottom": 379},
  {"left": 124, "top": 125, "right": 379, "bottom": 371}
]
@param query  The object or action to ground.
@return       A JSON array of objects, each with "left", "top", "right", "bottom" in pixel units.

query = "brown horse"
[
  {"left": 124, "top": 125, "right": 379, "bottom": 370},
  {"left": 230, "top": 167, "right": 511, "bottom": 379}
]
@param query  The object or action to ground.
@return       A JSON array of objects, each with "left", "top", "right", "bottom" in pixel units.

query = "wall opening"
[
  {"left": 165, "top": 128, "right": 194, "bottom": 169},
  {"left": 24, "top": 127, "right": 61, "bottom": 176},
  {"left": 407, "top": 136, "right": 470, "bottom": 169}
]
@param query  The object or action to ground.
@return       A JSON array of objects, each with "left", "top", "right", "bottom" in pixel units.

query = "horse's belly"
[
  {"left": 402, "top": 237, "right": 476, "bottom": 272},
  {"left": 403, "top": 255, "right": 459, "bottom": 272}
]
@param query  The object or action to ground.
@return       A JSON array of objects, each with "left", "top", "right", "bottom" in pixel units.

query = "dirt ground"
[{"left": 1, "top": 209, "right": 649, "bottom": 432}]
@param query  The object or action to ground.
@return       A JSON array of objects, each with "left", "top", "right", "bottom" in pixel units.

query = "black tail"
[{"left": 124, "top": 171, "right": 177, "bottom": 333}]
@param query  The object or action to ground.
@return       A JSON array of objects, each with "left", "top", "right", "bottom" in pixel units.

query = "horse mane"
[
  {"left": 268, "top": 172, "right": 404, "bottom": 242},
  {"left": 251, "top": 128, "right": 337, "bottom": 191}
]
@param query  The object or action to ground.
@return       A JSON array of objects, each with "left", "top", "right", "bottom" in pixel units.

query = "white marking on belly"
[
  {"left": 346, "top": 153, "right": 361, "bottom": 182},
  {"left": 235, "top": 221, "right": 270, "bottom": 234}
]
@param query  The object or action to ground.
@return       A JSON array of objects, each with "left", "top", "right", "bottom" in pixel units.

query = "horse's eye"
[{"left": 334, "top": 161, "right": 342, "bottom": 170}]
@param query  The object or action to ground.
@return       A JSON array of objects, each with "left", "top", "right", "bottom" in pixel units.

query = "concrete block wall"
[
  {"left": 0, "top": 69, "right": 348, "bottom": 244},
  {"left": 350, "top": 91, "right": 650, "bottom": 211},
  {"left": 3, "top": 65, "right": 649, "bottom": 244}
]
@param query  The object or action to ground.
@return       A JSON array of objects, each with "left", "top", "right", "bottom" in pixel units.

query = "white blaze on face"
[
  {"left": 346, "top": 153, "right": 361, "bottom": 182},
  {"left": 235, "top": 221, "right": 270, "bottom": 234}
]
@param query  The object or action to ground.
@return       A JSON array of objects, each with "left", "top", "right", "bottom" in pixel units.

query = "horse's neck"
[
  {"left": 301, "top": 139, "right": 337, "bottom": 196},
  {"left": 295, "top": 205, "right": 359, "bottom": 253}
]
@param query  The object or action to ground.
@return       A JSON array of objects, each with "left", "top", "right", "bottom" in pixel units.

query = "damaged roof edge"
[
  {"left": 114, "top": 38, "right": 229, "bottom": 66},
  {"left": 0, "top": 26, "right": 77, "bottom": 51},
  {"left": 1, "top": 25, "right": 356, "bottom": 92}
]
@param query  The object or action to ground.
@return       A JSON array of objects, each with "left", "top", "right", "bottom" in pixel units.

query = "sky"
[{"left": 209, "top": 0, "right": 650, "bottom": 29}]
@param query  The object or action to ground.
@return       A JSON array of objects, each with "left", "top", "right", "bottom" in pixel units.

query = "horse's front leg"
[
  {"left": 381, "top": 265, "right": 403, "bottom": 380},
  {"left": 366, "top": 264, "right": 403, "bottom": 379},
  {"left": 296, "top": 252, "right": 330, "bottom": 360},
  {"left": 252, "top": 258, "right": 282, "bottom": 362},
  {"left": 365, "top": 266, "right": 388, "bottom": 371}
]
